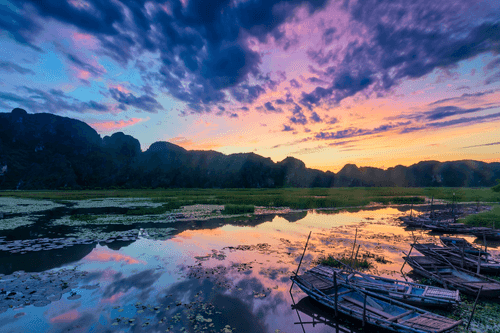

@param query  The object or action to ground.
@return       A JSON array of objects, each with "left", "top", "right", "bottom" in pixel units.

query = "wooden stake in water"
[
  {"left": 295, "top": 231, "right": 312, "bottom": 276},
  {"left": 354, "top": 244, "right": 360, "bottom": 268},
  {"left": 467, "top": 286, "right": 483, "bottom": 331},
  {"left": 477, "top": 247, "right": 481, "bottom": 275},
  {"left": 334, "top": 271, "right": 338, "bottom": 317},
  {"left": 484, "top": 233, "right": 488, "bottom": 257},
  {"left": 350, "top": 228, "right": 358, "bottom": 267},
  {"left": 362, "top": 294, "right": 367, "bottom": 327},
  {"left": 431, "top": 196, "right": 434, "bottom": 219}
]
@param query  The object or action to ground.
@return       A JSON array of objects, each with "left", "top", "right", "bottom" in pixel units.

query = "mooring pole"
[
  {"left": 484, "top": 233, "right": 488, "bottom": 257},
  {"left": 431, "top": 196, "right": 434, "bottom": 219},
  {"left": 350, "top": 228, "right": 358, "bottom": 267},
  {"left": 401, "top": 244, "right": 413, "bottom": 273},
  {"left": 362, "top": 294, "right": 367, "bottom": 327},
  {"left": 294, "top": 231, "right": 312, "bottom": 277},
  {"left": 461, "top": 241, "right": 465, "bottom": 268},
  {"left": 334, "top": 271, "right": 338, "bottom": 318},
  {"left": 467, "top": 286, "right": 483, "bottom": 331},
  {"left": 410, "top": 198, "right": 413, "bottom": 220},
  {"left": 477, "top": 248, "right": 481, "bottom": 274}
]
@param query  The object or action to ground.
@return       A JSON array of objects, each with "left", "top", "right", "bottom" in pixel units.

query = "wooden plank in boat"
[
  {"left": 298, "top": 272, "right": 334, "bottom": 290},
  {"left": 402, "top": 313, "right": 461, "bottom": 333},
  {"left": 342, "top": 296, "right": 393, "bottom": 319}
]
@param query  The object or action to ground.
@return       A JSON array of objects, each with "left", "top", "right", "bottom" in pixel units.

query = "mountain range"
[{"left": 1, "top": 108, "right": 499, "bottom": 189}]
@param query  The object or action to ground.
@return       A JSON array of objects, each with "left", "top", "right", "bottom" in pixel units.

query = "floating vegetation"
[
  {"left": 0, "top": 215, "right": 39, "bottom": 230},
  {"left": 222, "top": 204, "right": 255, "bottom": 215},
  {"left": 316, "top": 255, "right": 372, "bottom": 270},
  {"left": 126, "top": 203, "right": 181, "bottom": 215},
  {"left": 0, "top": 197, "right": 64, "bottom": 214},
  {"left": 0, "top": 268, "right": 92, "bottom": 313}
]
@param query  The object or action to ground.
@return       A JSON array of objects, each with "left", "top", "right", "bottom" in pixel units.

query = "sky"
[{"left": 1, "top": 0, "right": 500, "bottom": 172}]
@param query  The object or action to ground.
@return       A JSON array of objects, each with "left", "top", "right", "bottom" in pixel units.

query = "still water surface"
[{"left": 0, "top": 206, "right": 494, "bottom": 333}]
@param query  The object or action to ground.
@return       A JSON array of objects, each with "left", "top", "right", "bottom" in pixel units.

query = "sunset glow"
[{"left": 1, "top": 0, "right": 500, "bottom": 170}]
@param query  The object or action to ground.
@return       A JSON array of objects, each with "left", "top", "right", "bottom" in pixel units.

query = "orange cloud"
[
  {"left": 101, "top": 292, "right": 124, "bottom": 304},
  {"left": 90, "top": 118, "right": 146, "bottom": 132},
  {"left": 84, "top": 248, "right": 145, "bottom": 264},
  {"left": 50, "top": 309, "right": 80, "bottom": 323},
  {"left": 168, "top": 136, "right": 221, "bottom": 150},
  {"left": 108, "top": 83, "right": 131, "bottom": 94},
  {"left": 76, "top": 69, "right": 91, "bottom": 80}
]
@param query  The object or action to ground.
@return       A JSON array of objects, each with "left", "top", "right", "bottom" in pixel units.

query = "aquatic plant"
[
  {"left": 222, "top": 204, "right": 255, "bottom": 214},
  {"left": 460, "top": 205, "right": 500, "bottom": 228},
  {"left": 316, "top": 255, "right": 372, "bottom": 270}
]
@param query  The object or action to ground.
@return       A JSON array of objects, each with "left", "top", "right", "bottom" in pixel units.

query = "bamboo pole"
[
  {"left": 466, "top": 286, "right": 483, "bottom": 331},
  {"left": 362, "top": 294, "right": 367, "bottom": 327},
  {"left": 461, "top": 241, "right": 465, "bottom": 269},
  {"left": 294, "top": 231, "right": 312, "bottom": 276},
  {"left": 350, "top": 228, "right": 358, "bottom": 267},
  {"left": 410, "top": 198, "right": 413, "bottom": 220},
  {"left": 476, "top": 248, "right": 481, "bottom": 275},
  {"left": 483, "top": 233, "right": 488, "bottom": 257},
  {"left": 334, "top": 271, "right": 338, "bottom": 317},
  {"left": 354, "top": 244, "right": 360, "bottom": 268},
  {"left": 431, "top": 196, "right": 434, "bottom": 219}
]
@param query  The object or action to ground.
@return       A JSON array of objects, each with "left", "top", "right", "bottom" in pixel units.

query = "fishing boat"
[
  {"left": 412, "top": 243, "right": 500, "bottom": 275},
  {"left": 290, "top": 271, "right": 462, "bottom": 333},
  {"left": 403, "top": 255, "right": 500, "bottom": 297},
  {"left": 440, "top": 237, "right": 489, "bottom": 257},
  {"left": 470, "top": 228, "right": 500, "bottom": 241},
  {"left": 423, "top": 223, "right": 472, "bottom": 234},
  {"left": 310, "top": 264, "right": 460, "bottom": 308}
]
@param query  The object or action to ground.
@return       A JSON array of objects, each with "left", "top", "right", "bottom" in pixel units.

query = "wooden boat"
[
  {"left": 403, "top": 255, "right": 500, "bottom": 297},
  {"left": 291, "top": 296, "right": 361, "bottom": 333},
  {"left": 290, "top": 271, "right": 462, "bottom": 333},
  {"left": 440, "top": 237, "right": 489, "bottom": 257},
  {"left": 310, "top": 265, "right": 460, "bottom": 308},
  {"left": 423, "top": 223, "right": 472, "bottom": 234},
  {"left": 412, "top": 243, "right": 500, "bottom": 275},
  {"left": 470, "top": 228, "right": 500, "bottom": 241}
]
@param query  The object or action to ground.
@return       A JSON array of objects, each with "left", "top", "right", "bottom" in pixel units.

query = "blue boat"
[
  {"left": 291, "top": 271, "right": 463, "bottom": 333},
  {"left": 310, "top": 265, "right": 460, "bottom": 308}
]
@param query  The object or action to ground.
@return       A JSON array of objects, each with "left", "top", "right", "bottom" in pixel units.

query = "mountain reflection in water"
[{"left": 0, "top": 206, "right": 495, "bottom": 332}]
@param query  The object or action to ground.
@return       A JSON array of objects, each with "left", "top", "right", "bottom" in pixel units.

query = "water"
[{"left": 0, "top": 204, "right": 497, "bottom": 333}]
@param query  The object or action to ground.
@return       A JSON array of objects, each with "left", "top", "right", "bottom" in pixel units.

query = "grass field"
[
  {"left": 460, "top": 205, "right": 500, "bottom": 228},
  {"left": 0, "top": 187, "right": 499, "bottom": 210}
]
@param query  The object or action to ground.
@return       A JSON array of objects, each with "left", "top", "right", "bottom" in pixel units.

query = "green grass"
[
  {"left": 1, "top": 187, "right": 499, "bottom": 210},
  {"left": 460, "top": 205, "right": 500, "bottom": 228},
  {"left": 316, "top": 255, "right": 372, "bottom": 270},
  {"left": 222, "top": 204, "right": 255, "bottom": 215}
]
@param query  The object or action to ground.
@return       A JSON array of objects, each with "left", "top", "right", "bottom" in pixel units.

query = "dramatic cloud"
[
  {"left": 0, "top": 87, "right": 109, "bottom": 114},
  {"left": 0, "top": 61, "right": 35, "bottom": 75},
  {"left": 314, "top": 121, "right": 411, "bottom": 140},
  {"left": 300, "top": 1, "right": 500, "bottom": 107},
  {"left": 109, "top": 88, "right": 163, "bottom": 113}
]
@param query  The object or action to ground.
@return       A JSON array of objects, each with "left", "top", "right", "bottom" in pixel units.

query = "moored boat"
[
  {"left": 440, "top": 237, "right": 489, "bottom": 257},
  {"left": 403, "top": 255, "right": 500, "bottom": 297},
  {"left": 412, "top": 243, "right": 500, "bottom": 275},
  {"left": 310, "top": 264, "right": 460, "bottom": 308},
  {"left": 290, "top": 271, "right": 463, "bottom": 333}
]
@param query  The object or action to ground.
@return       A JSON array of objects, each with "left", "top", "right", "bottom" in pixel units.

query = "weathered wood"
[
  {"left": 343, "top": 296, "right": 393, "bottom": 319},
  {"left": 387, "top": 310, "right": 414, "bottom": 322},
  {"left": 466, "top": 286, "right": 482, "bottom": 330}
]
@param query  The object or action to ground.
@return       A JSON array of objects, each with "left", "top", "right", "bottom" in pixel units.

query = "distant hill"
[{"left": 0, "top": 108, "right": 499, "bottom": 189}]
